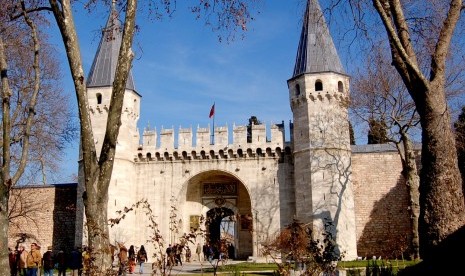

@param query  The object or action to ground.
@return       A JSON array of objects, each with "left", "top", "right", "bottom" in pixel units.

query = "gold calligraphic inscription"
[
  {"left": 203, "top": 183, "right": 237, "bottom": 196},
  {"left": 190, "top": 215, "right": 200, "bottom": 231}
]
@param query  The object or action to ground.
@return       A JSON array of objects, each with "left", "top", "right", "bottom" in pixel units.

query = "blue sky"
[{"left": 51, "top": 0, "right": 364, "bottom": 183}]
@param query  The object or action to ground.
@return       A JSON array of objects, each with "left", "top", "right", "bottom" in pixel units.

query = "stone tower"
[
  {"left": 85, "top": 6, "right": 140, "bottom": 158},
  {"left": 287, "top": 0, "right": 357, "bottom": 260},
  {"left": 75, "top": 5, "right": 141, "bottom": 245}
]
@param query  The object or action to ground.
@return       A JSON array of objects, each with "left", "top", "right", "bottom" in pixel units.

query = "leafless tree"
[
  {"left": 8, "top": 188, "right": 44, "bottom": 231},
  {"left": 370, "top": 1, "right": 465, "bottom": 261},
  {"left": 5, "top": 0, "right": 261, "bottom": 273},
  {"left": 0, "top": 1, "right": 77, "bottom": 273},
  {"left": 325, "top": 0, "right": 465, "bottom": 262},
  {"left": 262, "top": 219, "right": 339, "bottom": 276},
  {"left": 110, "top": 199, "right": 207, "bottom": 276},
  {"left": 352, "top": 48, "right": 421, "bottom": 259},
  {"left": 6, "top": 40, "right": 77, "bottom": 185}
]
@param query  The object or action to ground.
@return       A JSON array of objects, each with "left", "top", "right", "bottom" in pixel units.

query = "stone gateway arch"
[
  {"left": 72, "top": 0, "right": 400, "bottom": 261},
  {"left": 75, "top": 0, "right": 358, "bottom": 260},
  {"left": 6, "top": 0, "right": 416, "bottom": 261},
  {"left": 183, "top": 170, "right": 253, "bottom": 258}
]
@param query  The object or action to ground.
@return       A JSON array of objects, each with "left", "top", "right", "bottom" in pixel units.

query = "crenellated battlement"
[
  {"left": 290, "top": 90, "right": 349, "bottom": 109},
  {"left": 287, "top": 71, "right": 350, "bottom": 111},
  {"left": 88, "top": 104, "right": 140, "bottom": 121},
  {"left": 87, "top": 86, "right": 141, "bottom": 123},
  {"left": 136, "top": 122, "right": 290, "bottom": 162}
]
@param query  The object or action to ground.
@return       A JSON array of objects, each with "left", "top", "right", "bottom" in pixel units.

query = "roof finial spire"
[
  {"left": 292, "top": 0, "right": 345, "bottom": 77},
  {"left": 86, "top": 0, "right": 136, "bottom": 90}
]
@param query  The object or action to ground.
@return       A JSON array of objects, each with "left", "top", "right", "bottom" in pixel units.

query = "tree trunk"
[
  {"left": 0, "top": 200, "right": 9, "bottom": 276},
  {"left": 49, "top": 0, "right": 110, "bottom": 272},
  {"left": 417, "top": 82, "right": 465, "bottom": 260},
  {"left": 49, "top": 0, "right": 137, "bottom": 273},
  {"left": 398, "top": 132, "right": 420, "bottom": 260},
  {"left": 0, "top": 5, "right": 42, "bottom": 271},
  {"left": 83, "top": 175, "right": 112, "bottom": 274},
  {"left": 373, "top": 0, "right": 465, "bottom": 261},
  {"left": 0, "top": 34, "right": 12, "bottom": 276}
]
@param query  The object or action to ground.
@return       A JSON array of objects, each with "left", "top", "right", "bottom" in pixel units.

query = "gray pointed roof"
[
  {"left": 292, "top": 0, "right": 345, "bottom": 77},
  {"left": 87, "top": 7, "right": 136, "bottom": 90}
]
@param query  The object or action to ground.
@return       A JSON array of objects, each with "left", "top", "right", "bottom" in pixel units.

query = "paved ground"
[
  {"left": 175, "top": 260, "right": 247, "bottom": 274},
  {"left": 134, "top": 260, "right": 245, "bottom": 275},
  {"left": 49, "top": 260, "right": 246, "bottom": 275}
]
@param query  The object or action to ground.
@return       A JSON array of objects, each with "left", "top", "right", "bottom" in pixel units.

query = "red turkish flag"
[{"left": 209, "top": 103, "right": 215, "bottom": 118}]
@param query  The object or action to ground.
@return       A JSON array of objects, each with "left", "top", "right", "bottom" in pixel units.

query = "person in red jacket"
[{"left": 9, "top": 247, "right": 18, "bottom": 276}]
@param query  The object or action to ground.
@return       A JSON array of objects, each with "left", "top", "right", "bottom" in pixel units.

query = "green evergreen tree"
[
  {"left": 349, "top": 121, "right": 356, "bottom": 145},
  {"left": 247, "top": 116, "right": 261, "bottom": 143},
  {"left": 368, "top": 118, "right": 388, "bottom": 144}
]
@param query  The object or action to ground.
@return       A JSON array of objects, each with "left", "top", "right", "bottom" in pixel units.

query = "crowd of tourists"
[
  {"left": 116, "top": 244, "right": 148, "bottom": 275},
  {"left": 8, "top": 241, "right": 235, "bottom": 275},
  {"left": 201, "top": 242, "right": 235, "bottom": 262},
  {"left": 8, "top": 242, "right": 148, "bottom": 276},
  {"left": 8, "top": 243, "right": 90, "bottom": 276}
]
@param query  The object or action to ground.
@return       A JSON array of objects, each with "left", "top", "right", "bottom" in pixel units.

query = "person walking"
[
  {"left": 56, "top": 250, "right": 67, "bottom": 276},
  {"left": 128, "top": 245, "right": 136, "bottom": 273},
  {"left": 9, "top": 248, "right": 18, "bottom": 276},
  {"left": 118, "top": 243, "right": 128, "bottom": 276},
  {"left": 17, "top": 245, "right": 28, "bottom": 276},
  {"left": 185, "top": 247, "right": 191, "bottom": 262},
  {"left": 202, "top": 244, "right": 208, "bottom": 263},
  {"left": 15, "top": 247, "right": 22, "bottom": 276},
  {"left": 26, "top": 243, "right": 41, "bottom": 276},
  {"left": 196, "top": 243, "right": 202, "bottom": 262},
  {"left": 166, "top": 245, "right": 173, "bottom": 267},
  {"left": 136, "top": 245, "right": 148, "bottom": 274},
  {"left": 42, "top": 246, "right": 54, "bottom": 276},
  {"left": 69, "top": 247, "right": 82, "bottom": 276},
  {"left": 174, "top": 244, "right": 182, "bottom": 266}
]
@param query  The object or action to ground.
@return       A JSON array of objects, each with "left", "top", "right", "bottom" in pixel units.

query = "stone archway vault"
[{"left": 182, "top": 170, "right": 254, "bottom": 259}]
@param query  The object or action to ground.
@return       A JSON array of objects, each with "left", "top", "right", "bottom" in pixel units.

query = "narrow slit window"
[
  {"left": 338, "top": 81, "right": 344, "bottom": 92},
  {"left": 96, "top": 93, "right": 102, "bottom": 104},
  {"left": 295, "top": 84, "right": 301, "bottom": 96},
  {"left": 315, "top": 80, "right": 323, "bottom": 91}
]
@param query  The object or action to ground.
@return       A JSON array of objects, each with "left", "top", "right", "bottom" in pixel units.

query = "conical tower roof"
[
  {"left": 292, "top": 0, "right": 345, "bottom": 77},
  {"left": 87, "top": 6, "right": 136, "bottom": 90}
]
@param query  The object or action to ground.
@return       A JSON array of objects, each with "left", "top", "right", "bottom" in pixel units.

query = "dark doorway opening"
[{"left": 206, "top": 207, "right": 236, "bottom": 259}]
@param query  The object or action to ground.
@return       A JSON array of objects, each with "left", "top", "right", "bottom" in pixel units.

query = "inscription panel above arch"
[{"left": 203, "top": 182, "right": 237, "bottom": 197}]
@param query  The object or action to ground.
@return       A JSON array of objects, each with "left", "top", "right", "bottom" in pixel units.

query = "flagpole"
[
  {"left": 210, "top": 102, "right": 215, "bottom": 145},
  {"left": 212, "top": 112, "right": 215, "bottom": 145}
]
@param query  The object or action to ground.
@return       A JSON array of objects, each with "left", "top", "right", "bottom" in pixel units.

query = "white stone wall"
[
  {"left": 79, "top": 69, "right": 357, "bottom": 261},
  {"left": 83, "top": 95, "right": 296, "bottom": 259},
  {"left": 107, "top": 148, "right": 294, "bottom": 259}
]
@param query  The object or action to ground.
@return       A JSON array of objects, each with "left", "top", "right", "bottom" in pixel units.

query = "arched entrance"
[{"left": 185, "top": 170, "right": 253, "bottom": 259}]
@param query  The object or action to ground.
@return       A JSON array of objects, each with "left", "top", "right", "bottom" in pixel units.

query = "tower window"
[
  {"left": 295, "top": 84, "right": 301, "bottom": 96},
  {"left": 315, "top": 80, "right": 323, "bottom": 91},
  {"left": 96, "top": 93, "right": 102, "bottom": 104},
  {"left": 338, "top": 81, "right": 344, "bottom": 92}
]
